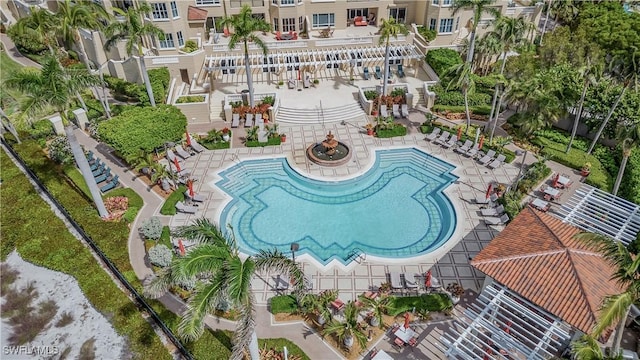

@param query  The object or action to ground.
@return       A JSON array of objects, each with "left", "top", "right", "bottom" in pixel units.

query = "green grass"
[
  {"left": 375, "top": 124, "right": 407, "bottom": 138},
  {"left": 246, "top": 137, "right": 282, "bottom": 147},
  {"left": 160, "top": 185, "right": 186, "bottom": 215},
  {"left": 0, "top": 49, "right": 29, "bottom": 116},
  {"left": 269, "top": 295, "right": 298, "bottom": 314},
  {"left": 159, "top": 226, "right": 172, "bottom": 249},
  {"left": 388, "top": 293, "right": 452, "bottom": 317},
  {"left": 259, "top": 338, "right": 311, "bottom": 360},
  {"left": 201, "top": 141, "right": 231, "bottom": 150}
]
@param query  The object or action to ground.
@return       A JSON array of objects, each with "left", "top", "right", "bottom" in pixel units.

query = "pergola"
[
  {"left": 202, "top": 44, "right": 422, "bottom": 77},
  {"left": 559, "top": 184, "right": 640, "bottom": 246},
  {"left": 441, "top": 282, "right": 573, "bottom": 360}
]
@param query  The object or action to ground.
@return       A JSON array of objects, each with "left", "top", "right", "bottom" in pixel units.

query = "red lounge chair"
[
  {"left": 275, "top": 31, "right": 282, "bottom": 40},
  {"left": 330, "top": 298, "right": 345, "bottom": 312},
  {"left": 354, "top": 16, "right": 368, "bottom": 26}
]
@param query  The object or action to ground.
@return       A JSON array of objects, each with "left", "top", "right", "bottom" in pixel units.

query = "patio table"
[
  {"left": 531, "top": 198, "right": 550, "bottom": 211},
  {"left": 394, "top": 326, "right": 417, "bottom": 344},
  {"left": 371, "top": 349, "right": 394, "bottom": 360},
  {"left": 544, "top": 187, "right": 560, "bottom": 199},
  {"left": 558, "top": 175, "right": 571, "bottom": 187},
  {"left": 281, "top": 33, "right": 295, "bottom": 40}
]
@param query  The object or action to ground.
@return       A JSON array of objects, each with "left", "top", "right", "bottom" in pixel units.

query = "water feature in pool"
[{"left": 216, "top": 148, "right": 458, "bottom": 265}]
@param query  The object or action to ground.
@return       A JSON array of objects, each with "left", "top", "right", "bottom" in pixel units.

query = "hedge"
[
  {"left": 432, "top": 104, "right": 492, "bottom": 116},
  {"left": 388, "top": 293, "right": 451, "bottom": 316},
  {"left": 618, "top": 149, "right": 640, "bottom": 204},
  {"left": 98, "top": 105, "right": 187, "bottom": 159},
  {"left": 375, "top": 124, "right": 407, "bottom": 138},
  {"left": 246, "top": 137, "right": 282, "bottom": 147},
  {"left": 425, "top": 48, "right": 463, "bottom": 78},
  {"left": 160, "top": 185, "right": 187, "bottom": 215},
  {"left": 176, "top": 95, "right": 205, "bottom": 104},
  {"left": 270, "top": 295, "right": 299, "bottom": 314},
  {"left": 104, "top": 67, "right": 170, "bottom": 105},
  {"left": 431, "top": 84, "right": 492, "bottom": 107}
]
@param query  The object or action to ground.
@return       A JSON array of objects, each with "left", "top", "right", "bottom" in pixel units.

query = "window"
[
  {"left": 272, "top": 0, "right": 277, "bottom": 3},
  {"left": 273, "top": 17, "right": 279, "bottom": 31},
  {"left": 429, "top": 18, "right": 436, "bottom": 31},
  {"left": 177, "top": 31, "right": 184, "bottom": 46},
  {"left": 299, "top": 16, "right": 304, "bottom": 31},
  {"left": 282, "top": 17, "right": 296, "bottom": 32},
  {"left": 195, "top": 0, "right": 220, "bottom": 5},
  {"left": 455, "top": 17, "right": 460, "bottom": 31},
  {"left": 389, "top": 8, "right": 406, "bottom": 23},
  {"left": 348, "top": 8, "right": 368, "bottom": 19},
  {"left": 152, "top": 3, "right": 168, "bottom": 19},
  {"left": 281, "top": 0, "right": 294, "bottom": 4},
  {"left": 439, "top": 18, "right": 453, "bottom": 33},
  {"left": 170, "top": 1, "right": 178, "bottom": 17},
  {"left": 442, "top": 0, "right": 452, "bottom": 5},
  {"left": 158, "top": 33, "right": 174, "bottom": 48},
  {"left": 312, "top": 13, "right": 335, "bottom": 28},
  {"left": 432, "top": 0, "right": 439, "bottom": 4}
]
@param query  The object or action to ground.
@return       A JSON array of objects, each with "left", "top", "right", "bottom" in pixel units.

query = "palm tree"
[
  {"left": 301, "top": 289, "right": 337, "bottom": 326},
  {"left": 219, "top": 5, "right": 270, "bottom": 108},
  {"left": 474, "top": 32, "right": 502, "bottom": 75},
  {"left": 378, "top": 18, "right": 409, "bottom": 102},
  {"left": 11, "top": 7, "right": 58, "bottom": 54},
  {"left": 145, "top": 219, "right": 306, "bottom": 360},
  {"left": 612, "top": 122, "right": 640, "bottom": 196},
  {"left": 575, "top": 232, "right": 640, "bottom": 356},
  {"left": 357, "top": 293, "right": 395, "bottom": 329},
  {"left": 104, "top": 2, "right": 163, "bottom": 107},
  {"left": 5, "top": 56, "right": 108, "bottom": 217},
  {"left": 571, "top": 334, "right": 623, "bottom": 360},
  {"left": 323, "top": 301, "right": 368, "bottom": 351},
  {"left": 447, "top": 62, "right": 475, "bottom": 136},
  {"left": 566, "top": 58, "right": 602, "bottom": 153},
  {"left": 550, "top": 0, "right": 579, "bottom": 25},
  {"left": 452, "top": 0, "right": 500, "bottom": 66}
]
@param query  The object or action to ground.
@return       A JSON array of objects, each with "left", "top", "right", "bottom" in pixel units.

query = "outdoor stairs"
[
  {"left": 413, "top": 87, "right": 427, "bottom": 109},
  {"left": 209, "top": 99, "right": 225, "bottom": 121},
  {"left": 275, "top": 102, "right": 366, "bottom": 125}
]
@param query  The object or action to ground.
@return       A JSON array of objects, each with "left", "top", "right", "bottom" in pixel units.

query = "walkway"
[{"left": 1, "top": 33, "right": 41, "bottom": 68}]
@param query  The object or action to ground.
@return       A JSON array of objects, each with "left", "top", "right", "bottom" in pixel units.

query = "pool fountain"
[{"left": 306, "top": 131, "right": 352, "bottom": 166}]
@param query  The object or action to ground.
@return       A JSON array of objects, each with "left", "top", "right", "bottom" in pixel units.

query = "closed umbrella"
[
  {"left": 178, "top": 239, "right": 186, "bottom": 256},
  {"left": 187, "top": 179, "right": 195, "bottom": 197},
  {"left": 173, "top": 157, "right": 181, "bottom": 172},
  {"left": 425, "top": 270, "right": 432, "bottom": 288},
  {"left": 186, "top": 132, "right": 192, "bottom": 147},
  {"left": 403, "top": 312, "right": 410, "bottom": 329},
  {"left": 478, "top": 135, "right": 485, "bottom": 150},
  {"left": 486, "top": 183, "right": 493, "bottom": 199},
  {"left": 473, "top": 127, "right": 481, "bottom": 148},
  {"left": 552, "top": 173, "right": 560, "bottom": 188},
  {"left": 457, "top": 127, "right": 463, "bottom": 141}
]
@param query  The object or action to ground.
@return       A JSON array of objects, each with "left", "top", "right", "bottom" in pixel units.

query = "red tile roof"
[
  {"left": 187, "top": 6, "right": 208, "bottom": 22},
  {"left": 470, "top": 207, "right": 624, "bottom": 334}
]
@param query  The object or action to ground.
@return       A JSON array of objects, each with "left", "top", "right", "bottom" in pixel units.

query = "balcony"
[{"left": 230, "top": 0, "right": 264, "bottom": 8}]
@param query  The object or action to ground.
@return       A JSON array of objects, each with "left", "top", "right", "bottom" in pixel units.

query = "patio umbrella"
[
  {"left": 486, "top": 183, "right": 493, "bottom": 199},
  {"left": 173, "top": 157, "right": 181, "bottom": 172},
  {"left": 478, "top": 135, "right": 485, "bottom": 150},
  {"left": 403, "top": 312, "right": 410, "bottom": 329},
  {"left": 473, "top": 127, "right": 481, "bottom": 148},
  {"left": 425, "top": 270, "right": 432, "bottom": 288},
  {"left": 457, "top": 127, "right": 462, "bottom": 141},
  {"left": 178, "top": 239, "right": 186, "bottom": 256},
  {"left": 297, "top": 69, "right": 301, "bottom": 81},
  {"left": 552, "top": 173, "right": 560, "bottom": 188},
  {"left": 185, "top": 131, "right": 192, "bottom": 147},
  {"left": 187, "top": 179, "right": 194, "bottom": 197}
]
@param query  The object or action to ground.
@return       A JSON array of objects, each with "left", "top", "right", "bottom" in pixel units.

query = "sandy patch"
[{"left": 1, "top": 252, "right": 127, "bottom": 359}]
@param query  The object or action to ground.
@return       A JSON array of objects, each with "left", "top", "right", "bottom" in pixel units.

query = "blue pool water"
[{"left": 216, "top": 148, "right": 458, "bottom": 265}]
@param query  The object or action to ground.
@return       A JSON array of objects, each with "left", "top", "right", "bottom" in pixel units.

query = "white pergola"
[
  {"left": 441, "top": 282, "right": 573, "bottom": 360},
  {"left": 559, "top": 184, "right": 640, "bottom": 246},
  {"left": 202, "top": 44, "right": 422, "bottom": 77}
]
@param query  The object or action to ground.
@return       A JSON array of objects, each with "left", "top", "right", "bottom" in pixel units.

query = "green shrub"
[
  {"left": 417, "top": 26, "right": 437, "bottom": 42},
  {"left": 431, "top": 104, "right": 492, "bottom": 116},
  {"left": 148, "top": 244, "right": 173, "bottom": 267},
  {"left": 104, "top": 68, "right": 169, "bottom": 105},
  {"left": 618, "top": 148, "right": 640, "bottom": 205},
  {"left": 175, "top": 95, "right": 205, "bottom": 104},
  {"left": 122, "top": 207, "right": 138, "bottom": 223},
  {"left": 270, "top": 295, "right": 298, "bottom": 314},
  {"left": 159, "top": 226, "right": 172, "bottom": 249},
  {"left": 140, "top": 217, "right": 163, "bottom": 240},
  {"left": 375, "top": 124, "right": 407, "bottom": 138},
  {"left": 390, "top": 88, "right": 406, "bottom": 97},
  {"left": 246, "top": 137, "right": 282, "bottom": 147},
  {"left": 160, "top": 186, "right": 186, "bottom": 215},
  {"left": 258, "top": 339, "right": 310, "bottom": 360},
  {"left": 182, "top": 40, "right": 198, "bottom": 53},
  {"left": 261, "top": 96, "right": 275, "bottom": 106},
  {"left": 364, "top": 90, "right": 378, "bottom": 101},
  {"left": 431, "top": 84, "right": 491, "bottom": 106},
  {"left": 425, "top": 48, "right": 463, "bottom": 78},
  {"left": 388, "top": 293, "right": 451, "bottom": 316},
  {"left": 28, "top": 119, "right": 55, "bottom": 140},
  {"left": 98, "top": 105, "right": 187, "bottom": 159},
  {"left": 7, "top": 25, "right": 47, "bottom": 55},
  {"left": 47, "top": 136, "right": 73, "bottom": 164},
  {"left": 147, "top": 67, "right": 170, "bottom": 105}
]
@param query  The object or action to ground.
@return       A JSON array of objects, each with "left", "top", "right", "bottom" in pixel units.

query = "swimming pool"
[{"left": 216, "top": 148, "right": 458, "bottom": 265}]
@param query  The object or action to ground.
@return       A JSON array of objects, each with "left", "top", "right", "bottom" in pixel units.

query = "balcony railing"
[{"left": 230, "top": 0, "right": 264, "bottom": 8}]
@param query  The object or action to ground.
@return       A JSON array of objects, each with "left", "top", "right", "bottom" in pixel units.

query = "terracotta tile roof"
[
  {"left": 470, "top": 207, "right": 624, "bottom": 334},
  {"left": 187, "top": 6, "right": 207, "bottom": 22}
]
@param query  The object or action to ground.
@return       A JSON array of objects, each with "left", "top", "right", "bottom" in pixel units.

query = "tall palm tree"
[
  {"left": 452, "top": 0, "right": 500, "bottom": 66},
  {"left": 357, "top": 293, "right": 395, "bottom": 329},
  {"left": 566, "top": 58, "right": 602, "bottom": 153},
  {"left": 145, "top": 219, "right": 306, "bottom": 360},
  {"left": 571, "top": 334, "right": 623, "bottom": 360},
  {"left": 575, "top": 232, "right": 640, "bottom": 356},
  {"left": 447, "top": 62, "right": 475, "bottom": 136},
  {"left": 323, "top": 301, "right": 368, "bottom": 351},
  {"left": 219, "top": 5, "right": 270, "bottom": 108},
  {"left": 5, "top": 56, "right": 108, "bottom": 217},
  {"left": 474, "top": 32, "right": 502, "bottom": 75},
  {"left": 612, "top": 122, "right": 640, "bottom": 196},
  {"left": 378, "top": 18, "right": 409, "bottom": 102},
  {"left": 11, "top": 7, "right": 58, "bottom": 54},
  {"left": 104, "top": 2, "right": 163, "bottom": 107}
]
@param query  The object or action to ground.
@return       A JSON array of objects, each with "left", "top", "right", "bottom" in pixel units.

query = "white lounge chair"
[
  {"left": 184, "top": 191, "right": 206, "bottom": 202},
  {"left": 245, "top": 113, "right": 254, "bottom": 127},
  {"left": 392, "top": 104, "right": 401, "bottom": 118},
  {"left": 255, "top": 113, "right": 262, "bottom": 125},
  {"left": 288, "top": 79, "right": 296, "bottom": 89},
  {"left": 484, "top": 213, "right": 510, "bottom": 225},
  {"left": 190, "top": 139, "right": 206, "bottom": 153},
  {"left": 465, "top": 147, "right": 478, "bottom": 158},
  {"left": 488, "top": 154, "right": 506, "bottom": 169},
  {"left": 166, "top": 149, "right": 182, "bottom": 164},
  {"left": 303, "top": 76, "right": 311, "bottom": 88},
  {"left": 403, "top": 273, "right": 419, "bottom": 289},
  {"left": 231, "top": 113, "right": 240, "bottom": 128},
  {"left": 425, "top": 127, "right": 441, "bottom": 141},
  {"left": 389, "top": 272, "right": 403, "bottom": 290},
  {"left": 380, "top": 105, "right": 389, "bottom": 118},
  {"left": 273, "top": 274, "right": 289, "bottom": 291},
  {"left": 481, "top": 205, "right": 505, "bottom": 217},
  {"left": 401, "top": 104, "right": 409, "bottom": 118},
  {"left": 175, "top": 145, "right": 191, "bottom": 159},
  {"left": 443, "top": 135, "right": 457, "bottom": 148},
  {"left": 455, "top": 140, "right": 473, "bottom": 154},
  {"left": 434, "top": 131, "right": 451, "bottom": 145},
  {"left": 176, "top": 201, "right": 198, "bottom": 214},
  {"left": 478, "top": 150, "right": 496, "bottom": 165},
  {"left": 476, "top": 193, "right": 499, "bottom": 205}
]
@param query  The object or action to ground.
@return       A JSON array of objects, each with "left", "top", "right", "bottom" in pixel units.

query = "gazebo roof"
[
  {"left": 187, "top": 6, "right": 208, "bottom": 22},
  {"left": 470, "top": 207, "right": 624, "bottom": 334}
]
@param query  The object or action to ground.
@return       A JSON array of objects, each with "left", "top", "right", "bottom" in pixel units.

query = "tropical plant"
[
  {"left": 566, "top": 58, "right": 603, "bottom": 153},
  {"left": 140, "top": 217, "right": 163, "bottom": 240},
  {"left": 447, "top": 62, "right": 475, "bottom": 135},
  {"left": 219, "top": 5, "right": 270, "bottom": 108},
  {"left": 104, "top": 2, "right": 163, "bottom": 107},
  {"left": 47, "top": 136, "right": 73, "bottom": 164},
  {"left": 4, "top": 56, "right": 108, "bottom": 217},
  {"left": 575, "top": 232, "right": 640, "bottom": 356},
  {"left": 474, "top": 32, "right": 502, "bottom": 75},
  {"left": 357, "top": 293, "right": 395, "bottom": 329},
  {"left": 8, "top": 7, "right": 58, "bottom": 54},
  {"left": 322, "top": 301, "right": 368, "bottom": 351},
  {"left": 452, "top": 0, "right": 500, "bottom": 68},
  {"left": 378, "top": 17, "right": 409, "bottom": 105},
  {"left": 425, "top": 48, "right": 463, "bottom": 78},
  {"left": 570, "top": 334, "right": 623, "bottom": 360},
  {"left": 127, "top": 150, "right": 158, "bottom": 177},
  {"left": 612, "top": 122, "right": 640, "bottom": 196},
  {"left": 301, "top": 290, "right": 336, "bottom": 325},
  {"left": 148, "top": 244, "right": 173, "bottom": 267},
  {"left": 144, "top": 219, "right": 306, "bottom": 360}
]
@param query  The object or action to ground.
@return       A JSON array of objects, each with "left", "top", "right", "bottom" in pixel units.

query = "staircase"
[
  {"left": 275, "top": 102, "right": 366, "bottom": 125},
  {"left": 413, "top": 87, "right": 426, "bottom": 109},
  {"left": 452, "top": 28, "right": 469, "bottom": 46},
  {"left": 209, "top": 98, "right": 225, "bottom": 121}
]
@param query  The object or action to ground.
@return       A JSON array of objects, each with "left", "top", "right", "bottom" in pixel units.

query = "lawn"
[{"left": 0, "top": 49, "right": 29, "bottom": 116}]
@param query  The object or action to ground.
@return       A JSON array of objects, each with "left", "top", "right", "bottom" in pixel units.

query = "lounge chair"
[
  {"left": 176, "top": 201, "right": 198, "bottom": 214},
  {"left": 442, "top": 135, "right": 457, "bottom": 148},
  {"left": 434, "top": 131, "right": 451, "bottom": 145},
  {"left": 481, "top": 205, "right": 505, "bottom": 217},
  {"left": 389, "top": 272, "right": 403, "bottom": 290},
  {"left": 425, "top": 127, "right": 441, "bottom": 141},
  {"left": 303, "top": 76, "right": 310, "bottom": 88},
  {"left": 288, "top": 78, "right": 296, "bottom": 89},
  {"left": 89, "top": 158, "right": 102, "bottom": 171},
  {"left": 231, "top": 113, "right": 240, "bottom": 128},
  {"left": 184, "top": 191, "right": 206, "bottom": 202},
  {"left": 175, "top": 145, "right": 191, "bottom": 160},
  {"left": 94, "top": 168, "right": 111, "bottom": 184},
  {"left": 374, "top": 66, "right": 382, "bottom": 79},
  {"left": 255, "top": 113, "right": 262, "bottom": 125},
  {"left": 478, "top": 150, "right": 496, "bottom": 165},
  {"left": 401, "top": 104, "right": 409, "bottom": 118},
  {"left": 177, "top": 168, "right": 191, "bottom": 178},
  {"left": 100, "top": 175, "right": 119, "bottom": 193},
  {"left": 273, "top": 275, "right": 289, "bottom": 291},
  {"left": 363, "top": 67, "right": 370, "bottom": 80},
  {"left": 86, "top": 150, "right": 96, "bottom": 164},
  {"left": 92, "top": 163, "right": 105, "bottom": 177},
  {"left": 428, "top": 275, "right": 441, "bottom": 289},
  {"left": 476, "top": 193, "right": 499, "bottom": 205},
  {"left": 190, "top": 139, "right": 206, "bottom": 153},
  {"left": 403, "top": 273, "right": 419, "bottom": 290},
  {"left": 488, "top": 154, "right": 506, "bottom": 169},
  {"left": 397, "top": 64, "right": 405, "bottom": 78},
  {"left": 380, "top": 105, "right": 389, "bottom": 118},
  {"left": 331, "top": 298, "right": 345, "bottom": 312},
  {"left": 455, "top": 140, "right": 474, "bottom": 154},
  {"left": 245, "top": 113, "right": 254, "bottom": 127},
  {"left": 166, "top": 149, "right": 181, "bottom": 164},
  {"left": 465, "top": 147, "right": 478, "bottom": 158},
  {"left": 392, "top": 104, "right": 401, "bottom": 118},
  {"left": 484, "top": 213, "right": 510, "bottom": 226}
]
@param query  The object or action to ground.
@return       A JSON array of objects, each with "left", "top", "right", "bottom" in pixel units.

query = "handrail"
[{"left": 1, "top": 139, "right": 193, "bottom": 360}]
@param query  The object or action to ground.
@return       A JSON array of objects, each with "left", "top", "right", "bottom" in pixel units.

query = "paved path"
[{"left": 1, "top": 33, "right": 41, "bottom": 68}]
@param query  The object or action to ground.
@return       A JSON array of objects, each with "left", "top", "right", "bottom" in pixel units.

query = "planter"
[
  {"left": 367, "top": 129, "right": 374, "bottom": 136},
  {"left": 280, "top": 135, "right": 286, "bottom": 142},
  {"left": 344, "top": 336, "right": 354, "bottom": 348},
  {"left": 160, "top": 179, "right": 171, "bottom": 192},
  {"left": 222, "top": 134, "right": 230, "bottom": 142},
  {"left": 317, "top": 314, "right": 326, "bottom": 326},
  {"left": 369, "top": 316, "right": 379, "bottom": 327},
  {"left": 581, "top": 169, "right": 590, "bottom": 177}
]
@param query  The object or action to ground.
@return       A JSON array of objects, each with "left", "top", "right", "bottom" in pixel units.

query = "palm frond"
[
  {"left": 172, "top": 244, "right": 229, "bottom": 277},
  {"left": 230, "top": 292, "right": 257, "bottom": 360},
  {"left": 178, "top": 276, "right": 225, "bottom": 341},
  {"left": 173, "top": 218, "right": 229, "bottom": 246},
  {"left": 591, "top": 292, "right": 634, "bottom": 337}
]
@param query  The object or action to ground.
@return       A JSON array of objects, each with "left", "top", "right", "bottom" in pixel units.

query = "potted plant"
[
  {"left": 581, "top": 162, "right": 592, "bottom": 177},
  {"left": 221, "top": 127, "right": 230, "bottom": 142},
  {"left": 445, "top": 282, "right": 465, "bottom": 305},
  {"left": 277, "top": 80, "right": 284, "bottom": 89},
  {"left": 313, "top": 79, "right": 319, "bottom": 85},
  {"left": 365, "top": 123, "right": 374, "bottom": 136},
  {"left": 280, "top": 133, "right": 286, "bottom": 142},
  {"left": 349, "top": 76, "right": 355, "bottom": 84}
]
